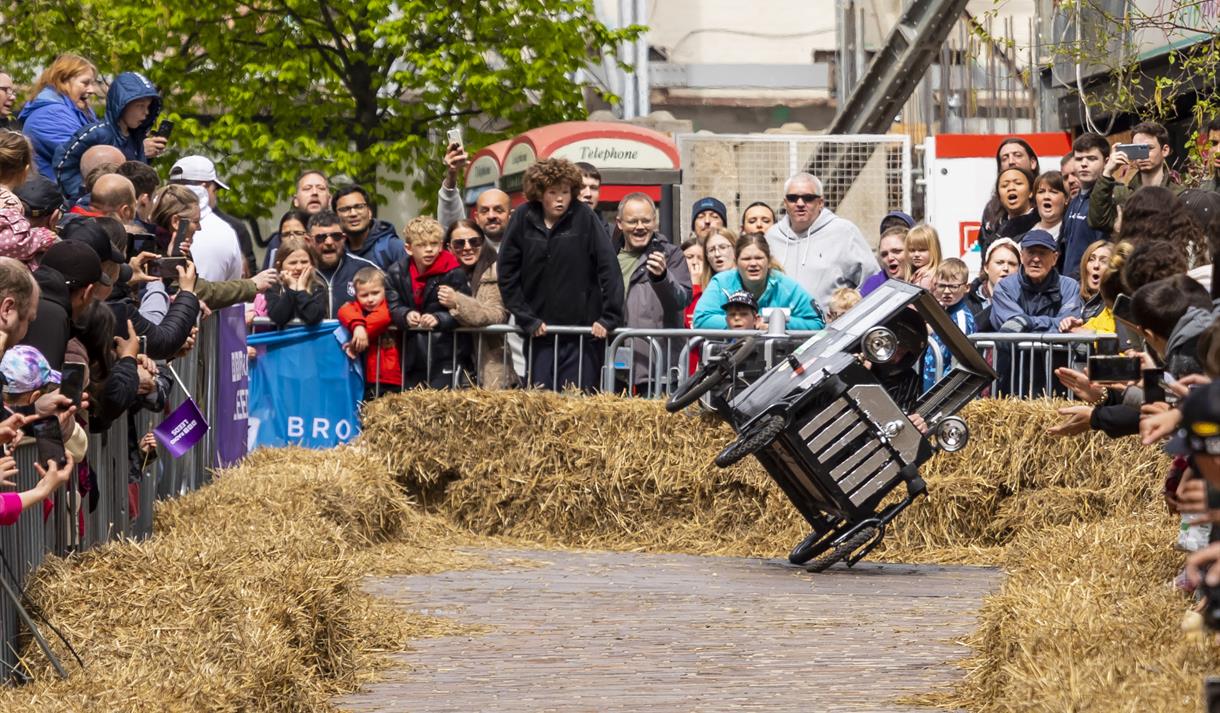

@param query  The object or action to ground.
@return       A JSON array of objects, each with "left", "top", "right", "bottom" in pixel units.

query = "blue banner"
[{"left": 248, "top": 321, "right": 363, "bottom": 449}]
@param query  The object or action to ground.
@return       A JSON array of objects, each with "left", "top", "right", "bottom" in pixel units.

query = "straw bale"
[{"left": 0, "top": 447, "right": 473, "bottom": 712}]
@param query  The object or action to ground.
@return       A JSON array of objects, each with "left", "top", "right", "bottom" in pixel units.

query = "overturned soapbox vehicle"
[{"left": 666, "top": 280, "right": 995, "bottom": 571}]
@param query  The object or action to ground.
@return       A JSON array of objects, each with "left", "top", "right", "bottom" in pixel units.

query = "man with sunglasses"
[
  {"left": 764, "top": 172, "right": 879, "bottom": 310},
  {"left": 308, "top": 210, "right": 379, "bottom": 318},
  {"left": 331, "top": 184, "right": 405, "bottom": 270}
]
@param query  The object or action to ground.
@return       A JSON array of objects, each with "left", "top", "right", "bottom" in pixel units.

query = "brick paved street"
[{"left": 336, "top": 549, "right": 997, "bottom": 712}]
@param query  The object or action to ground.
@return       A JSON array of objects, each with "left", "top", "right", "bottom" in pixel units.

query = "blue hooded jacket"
[
  {"left": 52, "top": 72, "right": 161, "bottom": 200},
  {"left": 347, "top": 219, "right": 407, "bottom": 271},
  {"left": 692, "top": 268, "right": 825, "bottom": 330},
  {"left": 17, "top": 87, "right": 98, "bottom": 179}
]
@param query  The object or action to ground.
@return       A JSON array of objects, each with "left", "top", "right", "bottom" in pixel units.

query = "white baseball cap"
[{"left": 169, "top": 155, "right": 230, "bottom": 190}]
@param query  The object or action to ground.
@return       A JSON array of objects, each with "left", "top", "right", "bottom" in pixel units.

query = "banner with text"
[
  {"left": 215, "top": 305, "right": 249, "bottom": 467},
  {"left": 247, "top": 321, "right": 363, "bottom": 449}
]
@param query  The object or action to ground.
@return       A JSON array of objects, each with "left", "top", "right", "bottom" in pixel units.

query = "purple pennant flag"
[{"left": 154, "top": 397, "right": 210, "bottom": 458}]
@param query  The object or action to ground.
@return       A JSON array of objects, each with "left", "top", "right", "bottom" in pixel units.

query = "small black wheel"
[
  {"left": 803, "top": 526, "right": 878, "bottom": 573},
  {"left": 666, "top": 337, "right": 757, "bottom": 412},
  {"left": 788, "top": 528, "right": 828, "bottom": 565},
  {"left": 714, "top": 413, "right": 785, "bottom": 468}
]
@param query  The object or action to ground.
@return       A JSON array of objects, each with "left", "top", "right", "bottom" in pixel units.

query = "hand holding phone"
[
  {"left": 446, "top": 128, "right": 463, "bottom": 151},
  {"left": 151, "top": 119, "right": 175, "bottom": 139},
  {"left": 1088, "top": 355, "right": 1143, "bottom": 384},
  {"left": 1115, "top": 142, "right": 1150, "bottom": 161}
]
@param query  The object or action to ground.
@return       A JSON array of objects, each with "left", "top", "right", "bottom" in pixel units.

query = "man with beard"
[
  {"left": 262, "top": 169, "right": 333, "bottom": 269},
  {"left": 436, "top": 147, "right": 512, "bottom": 251},
  {"left": 309, "top": 210, "right": 379, "bottom": 317},
  {"left": 331, "top": 185, "right": 405, "bottom": 270}
]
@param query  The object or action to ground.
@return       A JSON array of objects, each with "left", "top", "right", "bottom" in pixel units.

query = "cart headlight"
[
  {"left": 861, "top": 326, "right": 897, "bottom": 364},
  {"left": 935, "top": 416, "right": 970, "bottom": 452}
]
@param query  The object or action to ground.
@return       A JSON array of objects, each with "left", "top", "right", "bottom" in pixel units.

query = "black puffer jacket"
[
  {"left": 20, "top": 266, "right": 74, "bottom": 369},
  {"left": 497, "top": 201, "right": 624, "bottom": 334},
  {"left": 385, "top": 253, "right": 472, "bottom": 388},
  {"left": 108, "top": 282, "right": 201, "bottom": 360}
]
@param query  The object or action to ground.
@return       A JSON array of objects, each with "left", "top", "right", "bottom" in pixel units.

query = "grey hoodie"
[
  {"left": 764, "top": 209, "right": 880, "bottom": 309},
  {"left": 1164, "top": 304, "right": 1215, "bottom": 377}
]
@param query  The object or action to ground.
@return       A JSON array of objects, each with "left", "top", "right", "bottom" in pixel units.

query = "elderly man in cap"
[
  {"left": 169, "top": 155, "right": 243, "bottom": 281},
  {"left": 989, "top": 229, "right": 1082, "bottom": 333},
  {"left": 690, "top": 196, "right": 726, "bottom": 243}
]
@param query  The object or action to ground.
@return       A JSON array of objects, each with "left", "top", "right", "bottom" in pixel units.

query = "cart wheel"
[
  {"left": 804, "top": 526, "right": 878, "bottom": 573},
  {"left": 714, "top": 413, "right": 785, "bottom": 468},
  {"left": 788, "top": 528, "right": 829, "bottom": 565},
  {"left": 666, "top": 337, "right": 757, "bottom": 412}
]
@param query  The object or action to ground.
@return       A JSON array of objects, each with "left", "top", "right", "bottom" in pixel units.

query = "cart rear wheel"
[
  {"left": 788, "top": 528, "right": 830, "bottom": 565},
  {"left": 803, "top": 527, "right": 878, "bottom": 573},
  {"left": 666, "top": 337, "right": 757, "bottom": 412},
  {"left": 714, "top": 413, "right": 785, "bottom": 468}
]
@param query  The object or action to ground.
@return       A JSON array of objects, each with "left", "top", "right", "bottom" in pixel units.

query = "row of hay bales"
[
  {"left": 0, "top": 448, "right": 476, "bottom": 712},
  {"left": 362, "top": 390, "right": 1220, "bottom": 710}
]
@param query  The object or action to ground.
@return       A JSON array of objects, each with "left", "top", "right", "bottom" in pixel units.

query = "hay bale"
[{"left": 0, "top": 448, "right": 473, "bottom": 712}]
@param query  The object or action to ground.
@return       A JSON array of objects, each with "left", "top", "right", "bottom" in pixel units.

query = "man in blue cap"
[
  {"left": 691, "top": 196, "right": 726, "bottom": 243},
  {"left": 989, "top": 229, "right": 1081, "bottom": 333}
]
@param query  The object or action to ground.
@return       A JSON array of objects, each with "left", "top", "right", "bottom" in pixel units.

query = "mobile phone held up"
[
  {"left": 60, "top": 363, "right": 85, "bottom": 407},
  {"left": 1114, "top": 142, "right": 1150, "bottom": 161},
  {"left": 151, "top": 119, "right": 174, "bottom": 140},
  {"left": 1087, "top": 355, "right": 1142, "bottom": 383},
  {"left": 148, "top": 256, "right": 189, "bottom": 279},
  {"left": 446, "top": 128, "right": 463, "bottom": 152}
]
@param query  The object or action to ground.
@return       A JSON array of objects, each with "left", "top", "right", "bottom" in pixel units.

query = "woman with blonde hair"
[
  {"left": 17, "top": 54, "right": 99, "bottom": 178},
  {"left": 904, "top": 224, "right": 943, "bottom": 291}
]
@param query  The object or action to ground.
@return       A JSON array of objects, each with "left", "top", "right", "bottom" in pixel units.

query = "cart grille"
[{"left": 795, "top": 392, "right": 904, "bottom": 508}]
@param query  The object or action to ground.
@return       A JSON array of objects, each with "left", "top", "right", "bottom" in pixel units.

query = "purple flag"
[
  {"left": 154, "top": 397, "right": 210, "bottom": 458},
  {"left": 214, "top": 305, "right": 249, "bottom": 467}
]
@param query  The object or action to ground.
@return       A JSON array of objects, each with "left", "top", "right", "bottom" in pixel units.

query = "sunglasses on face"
[
  {"left": 313, "top": 231, "right": 344, "bottom": 243},
  {"left": 785, "top": 193, "right": 820, "bottom": 204},
  {"left": 451, "top": 237, "right": 482, "bottom": 250}
]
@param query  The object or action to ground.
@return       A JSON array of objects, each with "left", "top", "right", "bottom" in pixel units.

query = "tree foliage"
[
  {"left": 1043, "top": 0, "right": 1219, "bottom": 178},
  {"left": 0, "top": 0, "right": 641, "bottom": 217}
]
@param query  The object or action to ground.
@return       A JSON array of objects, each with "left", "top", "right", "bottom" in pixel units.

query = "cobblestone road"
[{"left": 335, "top": 549, "right": 997, "bottom": 712}]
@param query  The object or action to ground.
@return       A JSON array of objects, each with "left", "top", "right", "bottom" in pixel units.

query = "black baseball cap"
[
  {"left": 1168, "top": 382, "right": 1220, "bottom": 456},
  {"left": 61, "top": 218, "right": 124, "bottom": 266},
  {"left": 13, "top": 174, "right": 62, "bottom": 218},
  {"left": 39, "top": 240, "right": 103, "bottom": 291},
  {"left": 723, "top": 290, "right": 759, "bottom": 313}
]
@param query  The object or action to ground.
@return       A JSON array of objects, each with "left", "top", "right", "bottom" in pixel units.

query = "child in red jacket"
[{"left": 338, "top": 267, "right": 404, "bottom": 400}]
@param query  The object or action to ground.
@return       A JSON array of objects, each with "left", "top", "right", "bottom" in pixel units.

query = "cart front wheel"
[
  {"left": 803, "top": 527, "right": 878, "bottom": 573},
  {"left": 666, "top": 337, "right": 757, "bottom": 412},
  {"left": 714, "top": 413, "right": 785, "bottom": 468},
  {"left": 788, "top": 527, "right": 831, "bottom": 565}
]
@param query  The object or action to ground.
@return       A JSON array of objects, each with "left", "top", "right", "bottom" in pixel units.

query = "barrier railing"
[{"left": 0, "top": 317, "right": 221, "bottom": 682}]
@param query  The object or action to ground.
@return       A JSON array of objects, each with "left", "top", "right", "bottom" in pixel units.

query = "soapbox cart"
[{"left": 666, "top": 281, "right": 995, "bottom": 571}]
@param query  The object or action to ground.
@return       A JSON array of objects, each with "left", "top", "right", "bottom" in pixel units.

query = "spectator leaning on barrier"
[
  {"left": 859, "top": 225, "right": 910, "bottom": 297},
  {"left": 53, "top": 71, "right": 163, "bottom": 201},
  {"left": 991, "top": 229, "right": 1082, "bottom": 333},
  {"left": 1060, "top": 240, "right": 1115, "bottom": 334},
  {"left": 169, "top": 156, "right": 244, "bottom": 281},
  {"left": 437, "top": 219, "right": 514, "bottom": 389},
  {"left": 308, "top": 209, "right": 378, "bottom": 318},
  {"left": 22, "top": 239, "right": 105, "bottom": 369},
  {"left": 615, "top": 192, "right": 693, "bottom": 389},
  {"left": 262, "top": 169, "right": 332, "bottom": 269},
  {"left": 723, "top": 290, "right": 760, "bottom": 330},
  {"left": 386, "top": 216, "right": 470, "bottom": 389},
  {"left": 339, "top": 267, "right": 403, "bottom": 398},
  {"left": 765, "top": 172, "right": 879, "bottom": 308},
  {"left": 1130, "top": 274, "right": 1213, "bottom": 378},
  {"left": 1090, "top": 121, "right": 1181, "bottom": 236},
  {"left": 693, "top": 233, "right": 824, "bottom": 331},
  {"left": 691, "top": 196, "right": 727, "bottom": 243},
  {"left": 497, "top": 157, "right": 623, "bottom": 392},
  {"left": 332, "top": 184, "right": 405, "bottom": 270},
  {"left": 978, "top": 137, "right": 1040, "bottom": 257},
  {"left": 257, "top": 234, "right": 327, "bottom": 328},
  {"left": 17, "top": 54, "right": 99, "bottom": 179},
  {"left": 1060, "top": 132, "right": 1111, "bottom": 279}
]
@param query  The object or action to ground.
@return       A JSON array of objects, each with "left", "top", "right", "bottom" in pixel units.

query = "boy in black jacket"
[
  {"left": 385, "top": 216, "right": 471, "bottom": 388},
  {"left": 497, "top": 158, "right": 624, "bottom": 391}
]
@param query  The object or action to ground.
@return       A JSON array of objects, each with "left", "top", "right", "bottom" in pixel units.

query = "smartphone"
[
  {"left": 170, "top": 219, "right": 190, "bottom": 257},
  {"left": 1088, "top": 355, "right": 1142, "bottom": 383},
  {"left": 1112, "top": 293, "right": 1134, "bottom": 324},
  {"left": 1115, "top": 142, "right": 1150, "bottom": 161},
  {"left": 138, "top": 335, "right": 148, "bottom": 355},
  {"left": 446, "top": 128, "right": 463, "bottom": 151},
  {"left": 25, "top": 414, "right": 61, "bottom": 441},
  {"left": 60, "top": 363, "right": 85, "bottom": 407},
  {"left": 150, "top": 256, "right": 189, "bottom": 279},
  {"left": 1143, "top": 368, "right": 1166, "bottom": 404},
  {"left": 151, "top": 119, "right": 174, "bottom": 139}
]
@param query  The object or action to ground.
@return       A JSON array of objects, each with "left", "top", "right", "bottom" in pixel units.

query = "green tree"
[{"left": 1, "top": 0, "right": 641, "bottom": 217}]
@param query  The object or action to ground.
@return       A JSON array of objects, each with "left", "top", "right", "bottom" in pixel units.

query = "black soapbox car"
[{"left": 666, "top": 281, "right": 995, "bottom": 571}]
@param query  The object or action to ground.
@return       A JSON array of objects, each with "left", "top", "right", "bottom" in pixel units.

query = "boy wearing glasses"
[
  {"left": 764, "top": 172, "right": 879, "bottom": 310},
  {"left": 922, "top": 257, "right": 974, "bottom": 390}
]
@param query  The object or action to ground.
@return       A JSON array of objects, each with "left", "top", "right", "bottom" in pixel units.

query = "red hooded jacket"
[{"left": 337, "top": 299, "right": 403, "bottom": 386}]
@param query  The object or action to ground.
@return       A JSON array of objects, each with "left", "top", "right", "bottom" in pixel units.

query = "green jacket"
[
  {"left": 194, "top": 277, "right": 257, "bottom": 310},
  {"left": 1087, "top": 168, "right": 1182, "bottom": 234}
]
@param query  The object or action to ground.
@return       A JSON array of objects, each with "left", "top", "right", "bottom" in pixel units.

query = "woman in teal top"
[{"left": 693, "top": 233, "right": 825, "bottom": 330}]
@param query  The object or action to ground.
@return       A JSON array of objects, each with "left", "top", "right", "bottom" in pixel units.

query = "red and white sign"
[{"left": 924, "top": 132, "right": 1072, "bottom": 273}]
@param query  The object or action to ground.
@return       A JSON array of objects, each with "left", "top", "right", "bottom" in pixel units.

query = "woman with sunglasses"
[{"left": 436, "top": 219, "right": 515, "bottom": 388}]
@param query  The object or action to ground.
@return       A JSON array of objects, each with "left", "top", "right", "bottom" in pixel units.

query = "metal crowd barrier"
[{"left": 0, "top": 317, "right": 222, "bottom": 681}]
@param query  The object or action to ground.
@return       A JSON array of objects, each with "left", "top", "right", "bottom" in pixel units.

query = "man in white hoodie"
[
  {"left": 764, "top": 172, "right": 880, "bottom": 308},
  {"left": 168, "top": 155, "right": 244, "bottom": 282}
]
